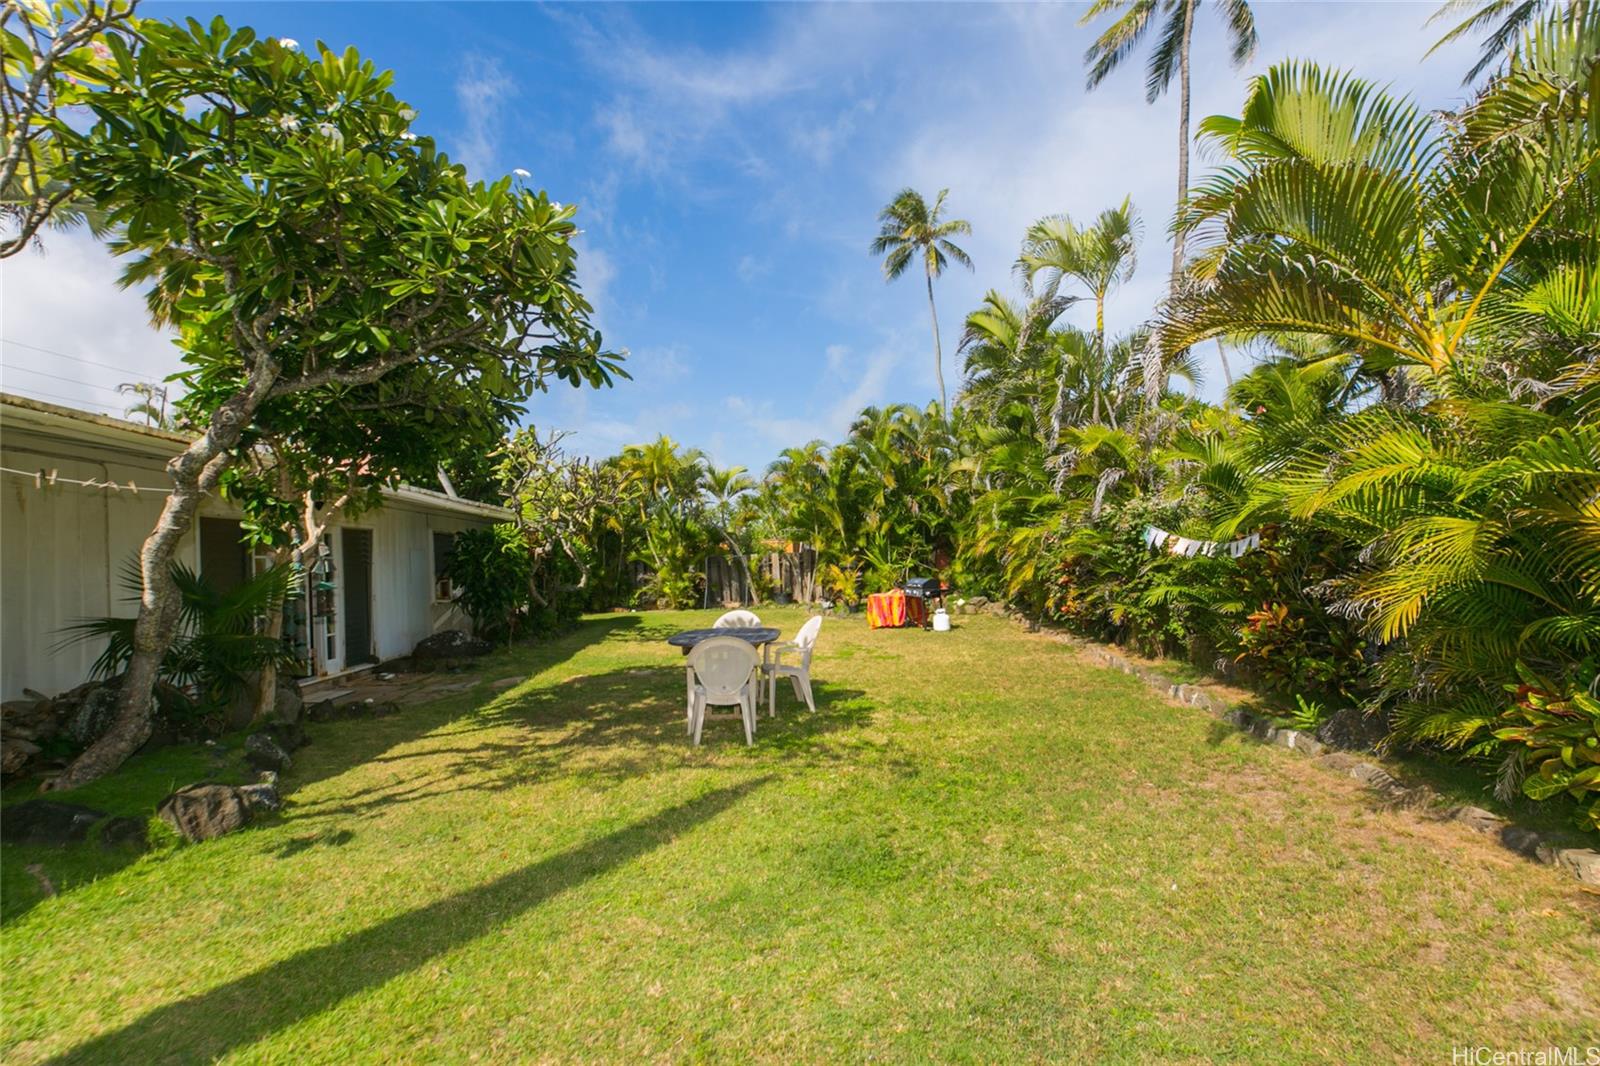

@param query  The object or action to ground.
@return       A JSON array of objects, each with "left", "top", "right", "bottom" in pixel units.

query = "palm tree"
[
  {"left": 118, "top": 381, "right": 172, "bottom": 429},
  {"left": 702, "top": 464, "right": 757, "bottom": 605},
  {"left": 1017, "top": 199, "right": 1141, "bottom": 439},
  {"left": 1162, "top": 27, "right": 1600, "bottom": 785},
  {"left": 870, "top": 187, "right": 973, "bottom": 412},
  {"left": 702, "top": 465, "right": 754, "bottom": 528},
  {"left": 1080, "top": 0, "right": 1257, "bottom": 311},
  {"left": 1164, "top": 55, "right": 1597, "bottom": 386},
  {"left": 1427, "top": 0, "right": 1569, "bottom": 83}
]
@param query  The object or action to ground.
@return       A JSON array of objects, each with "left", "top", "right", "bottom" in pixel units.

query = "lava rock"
[
  {"left": 272, "top": 683, "right": 305, "bottom": 725},
  {"left": 244, "top": 732, "right": 294, "bottom": 773},
  {"left": 157, "top": 783, "right": 253, "bottom": 843},
  {"left": 1313, "top": 706, "right": 1389, "bottom": 753},
  {"left": 143, "top": 682, "right": 208, "bottom": 750},
  {"left": 98, "top": 815, "right": 149, "bottom": 852},
  {"left": 263, "top": 720, "right": 307, "bottom": 752},
  {"left": 306, "top": 698, "right": 338, "bottom": 723},
  {"left": 1, "top": 800, "right": 109, "bottom": 846},
  {"left": 1499, "top": 825, "right": 1544, "bottom": 857},
  {"left": 412, "top": 629, "right": 493, "bottom": 668},
  {"left": 2, "top": 736, "right": 42, "bottom": 775},
  {"left": 1450, "top": 805, "right": 1507, "bottom": 834},
  {"left": 67, "top": 682, "right": 121, "bottom": 747},
  {"left": 1, "top": 694, "right": 57, "bottom": 741},
  {"left": 237, "top": 782, "right": 282, "bottom": 813}
]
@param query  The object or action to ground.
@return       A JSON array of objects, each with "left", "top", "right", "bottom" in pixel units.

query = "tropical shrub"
[
  {"left": 446, "top": 525, "right": 534, "bottom": 643},
  {"left": 60, "top": 560, "right": 300, "bottom": 710},
  {"left": 1496, "top": 665, "right": 1600, "bottom": 833}
]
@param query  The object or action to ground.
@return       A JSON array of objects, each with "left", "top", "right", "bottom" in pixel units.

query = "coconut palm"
[
  {"left": 118, "top": 381, "right": 172, "bottom": 429},
  {"left": 1427, "top": 0, "right": 1569, "bottom": 83},
  {"left": 1080, "top": 0, "right": 1257, "bottom": 301},
  {"left": 1017, "top": 199, "right": 1141, "bottom": 440},
  {"left": 870, "top": 187, "right": 973, "bottom": 412}
]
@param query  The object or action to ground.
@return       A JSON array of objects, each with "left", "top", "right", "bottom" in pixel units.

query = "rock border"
[{"left": 1019, "top": 620, "right": 1600, "bottom": 888}]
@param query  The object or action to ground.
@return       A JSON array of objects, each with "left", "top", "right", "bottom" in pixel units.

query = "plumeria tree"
[
  {"left": 1, "top": 0, "right": 138, "bottom": 256},
  {"left": 495, "top": 426, "right": 631, "bottom": 618},
  {"left": 48, "top": 17, "right": 621, "bottom": 789}
]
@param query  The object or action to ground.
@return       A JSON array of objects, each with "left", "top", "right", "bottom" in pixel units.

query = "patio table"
[{"left": 666, "top": 626, "right": 782, "bottom": 717}]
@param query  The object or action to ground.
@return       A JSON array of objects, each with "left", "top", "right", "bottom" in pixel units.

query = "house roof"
[{"left": 0, "top": 392, "right": 514, "bottom": 522}]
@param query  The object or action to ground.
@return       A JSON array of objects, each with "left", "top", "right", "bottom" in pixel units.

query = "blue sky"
[{"left": 1, "top": 2, "right": 1477, "bottom": 475}]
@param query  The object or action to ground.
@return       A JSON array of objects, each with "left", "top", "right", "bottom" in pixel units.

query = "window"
[{"left": 432, "top": 531, "right": 456, "bottom": 602}]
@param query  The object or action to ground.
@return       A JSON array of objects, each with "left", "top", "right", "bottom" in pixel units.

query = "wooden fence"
[{"left": 631, "top": 547, "right": 820, "bottom": 607}]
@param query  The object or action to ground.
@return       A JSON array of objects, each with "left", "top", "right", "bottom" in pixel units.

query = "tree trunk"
[
  {"left": 926, "top": 268, "right": 946, "bottom": 413},
  {"left": 1093, "top": 291, "right": 1106, "bottom": 426},
  {"left": 51, "top": 363, "right": 279, "bottom": 790},
  {"left": 1170, "top": 0, "right": 1194, "bottom": 292},
  {"left": 48, "top": 453, "right": 224, "bottom": 788},
  {"left": 251, "top": 546, "right": 294, "bottom": 726},
  {"left": 1149, "top": 0, "right": 1197, "bottom": 412}
]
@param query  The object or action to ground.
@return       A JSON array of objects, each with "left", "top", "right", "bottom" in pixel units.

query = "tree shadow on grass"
[
  {"left": 45, "top": 778, "right": 769, "bottom": 1066},
  {"left": 0, "top": 617, "right": 646, "bottom": 925},
  {"left": 284, "top": 614, "right": 649, "bottom": 791},
  {"left": 285, "top": 664, "right": 875, "bottom": 826}
]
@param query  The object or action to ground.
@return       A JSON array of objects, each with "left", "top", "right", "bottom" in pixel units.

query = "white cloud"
[
  {"left": 598, "top": 105, "right": 650, "bottom": 165},
  {"left": 736, "top": 255, "right": 770, "bottom": 284},
  {"left": 454, "top": 54, "right": 514, "bottom": 180},
  {"left": 570, "top": 4, "right": 894, "bottom": 172},
  {"left": 577, "top": 242, "right": 618, "bottom": 336},
  {"left": 824, "top": 343, "right": 849, "bottom": 375},
  {"left": 792, "top": 97, "right": 876, "bottom": 166},
  {"left": 871, "top": 2, "right": 1484, "bottom": 400},
  {"left": 0, "top": 231, "right": 180, "bottom": 420},
  {"left": 724, "top": 333, "right": 913, "bottom": 459}
]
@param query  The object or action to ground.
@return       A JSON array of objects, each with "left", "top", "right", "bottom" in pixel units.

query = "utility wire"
[
  {"left": 0, "top": 383, "right": 127, "bottom": 416},
  {"left": 0, "top": 361, "right": 128, "bottom": 395},
  {"left": 0, "top": 336, "right": 176, "bottom": 378}
]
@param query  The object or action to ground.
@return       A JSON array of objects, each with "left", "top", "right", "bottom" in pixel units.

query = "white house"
[{"left": 0, "top": 393, "right": 510, "bottom": 700}]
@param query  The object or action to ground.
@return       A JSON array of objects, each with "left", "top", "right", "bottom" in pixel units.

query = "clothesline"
[
  {"left": 0, "top": 465, "right": 175, "bottom": 496},
  {"left": 1143, "top": 524, "right": 1261, "bottom": 558}
]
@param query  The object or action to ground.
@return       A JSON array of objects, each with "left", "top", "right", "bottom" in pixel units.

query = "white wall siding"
[
  {"left": 1, "top": 399, "right": 504, "bottom": 699},
  {"left": 366, "top": 504, "right": 476, "bottom": 662},
  {"left": 1, "top": 436, "right": 196, "bottom": 698}
]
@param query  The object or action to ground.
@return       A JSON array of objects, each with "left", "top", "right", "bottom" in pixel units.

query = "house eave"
[{"left": 1, "top": 392, "right": 512, "bottom": 522}]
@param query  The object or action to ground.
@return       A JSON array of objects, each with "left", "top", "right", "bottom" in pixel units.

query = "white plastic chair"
[
  {"left": 765, "top": 616, "right": 822, "bottom": 715},
  {"left": 686, "top": 636, "right": 760, "bottom": 746},
  {"left": 713, "top": 609, "right": 762, "bottom": 628}
]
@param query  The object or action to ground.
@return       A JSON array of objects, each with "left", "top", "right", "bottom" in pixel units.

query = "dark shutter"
[
  {"left": 342, "top": 529, "right": 376, "bottom": 665},
  {"left": 198, "top": 518, "right": 248, "bottom": 595}
]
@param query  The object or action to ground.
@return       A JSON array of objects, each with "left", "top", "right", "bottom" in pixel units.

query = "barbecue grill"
[{"left": 899, "top": 577, "right": 949, "bottom": 628}]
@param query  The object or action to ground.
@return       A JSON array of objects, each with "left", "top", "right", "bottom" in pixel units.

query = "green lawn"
[{"left": 3, "top": 609, "right": 1598, "bottom": 1062}]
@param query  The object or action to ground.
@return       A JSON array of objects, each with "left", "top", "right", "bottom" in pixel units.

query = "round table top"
[{"left": 666, "top": 626, "right": 781, "bottom": 648}]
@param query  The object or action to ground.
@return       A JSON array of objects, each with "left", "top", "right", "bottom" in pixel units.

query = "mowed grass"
[{"left": 3, "top": 609, "right": 1598, "bottom": 1063}]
